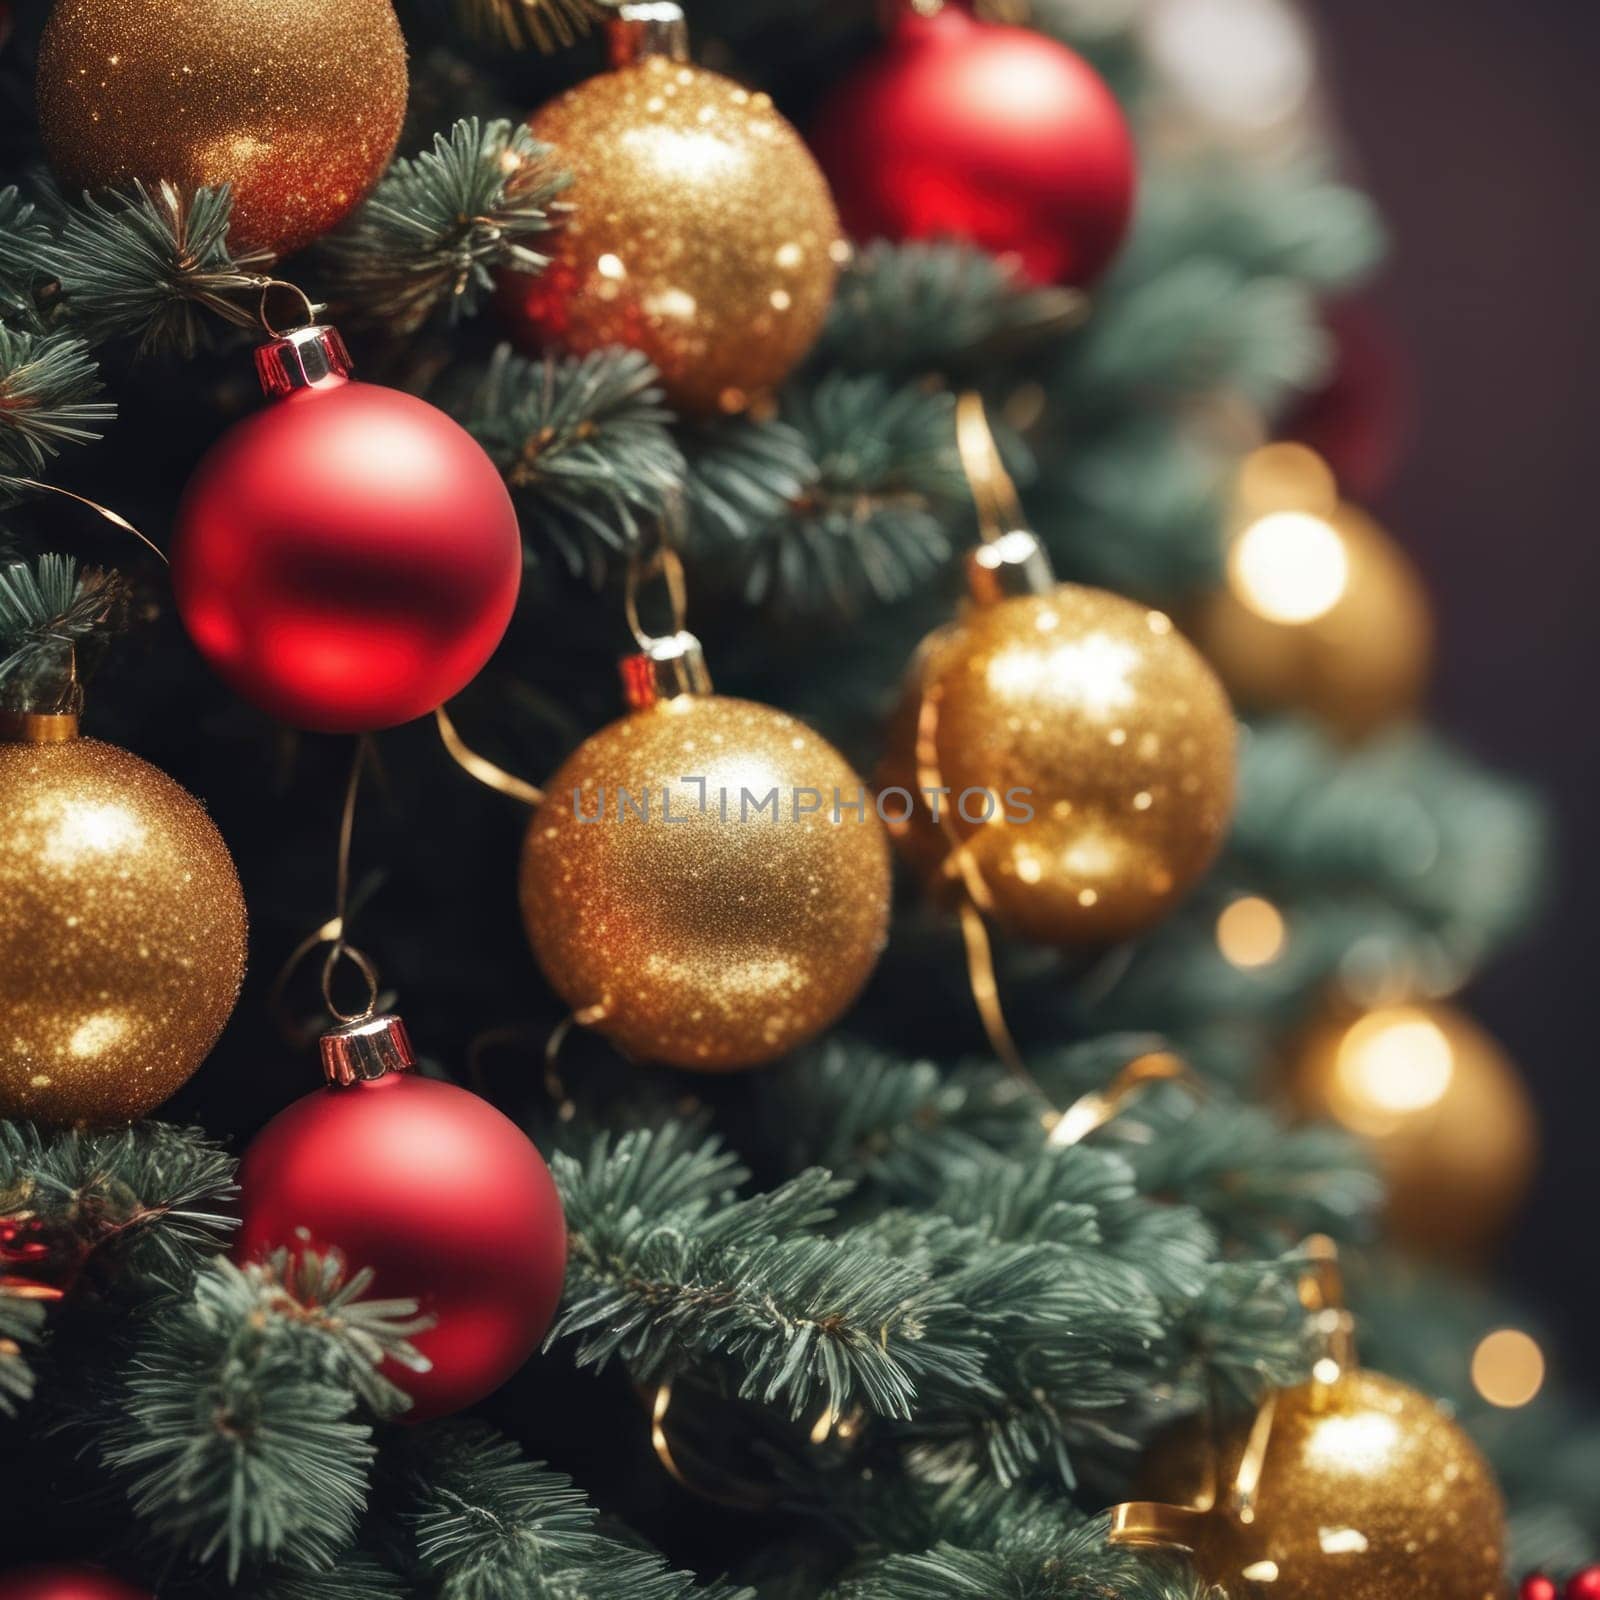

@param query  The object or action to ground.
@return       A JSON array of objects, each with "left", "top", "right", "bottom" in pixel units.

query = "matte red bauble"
[
  {"left": 172, "top": 325, "right": 522, "bottom": 732},
  {"left": 1568, "top": 1569, "right": 1600, "bottom": 1600},
  {"left": 811, "top": 1, "right": 1137, "bottom": 286},
  {"left": 0, "top": 1570, "right": 149, "bottom": 1600},
  {"left": 236, "top": 1015, "right": 567, "bottom": 1421}
]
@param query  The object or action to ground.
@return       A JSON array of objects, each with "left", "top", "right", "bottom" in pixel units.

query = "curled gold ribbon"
[
  {"left": 1046, "top": 1051, "right": 1198, "bottom": 1148},
  {"left": 434, "top": 702, "right": 545, "bottom": 806},
  {"left": 955, "top": 390, "right": 1028, "bottom": 545},
  {"left": 6, "top": 477, "right": 168, "bottom": 566}
]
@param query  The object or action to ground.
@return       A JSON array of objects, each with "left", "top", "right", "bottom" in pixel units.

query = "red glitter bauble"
[
  {"left": 811, "top": 1, "right": 1136, "bottom": 286},
  {"left": 1567, "top": 1568, "right": 1600, "bottom": 1600},
  {"left": 173, "top": 328, "right": 522, "bottom": 733},
  {"left": 0, "top": 1569, "right": 149, "bottom": 1600},
  {"left": 236, "top": 1068, "right": 566, "bottom": 1421}
]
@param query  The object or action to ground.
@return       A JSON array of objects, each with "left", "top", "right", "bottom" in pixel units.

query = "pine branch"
[
  {"left": 707, "top": 377, "right": 966, "bottom": 617},
  {"left": 0, "top": 1118, "right": 236, "bottom": 1298},
  {"left": 0, "top": 1288, "right": 45, "bottom": 1417},
  {"left": 241, "top": 1553, "right": 413, "bottom": 1600},
  {"left": 458, "top": 343, "right": 684, "bottom": 578},
  {"left": 0, "top": 186, "right": 56, "bottom": 319},
  {"left": 550, "top": 1125, "right": 991, "bottom": 1423},
  {"left": 814, "top": 241, "right": 1084, "bottom": 380},
  {"left": 830, "top": 1516, "right": 1206, "bottom": 1600},
  {"left": 0, "top": 554, "right": 129, "bottom": 713},
  {"left": 101, "top": 1249, "right": 432, "bottom": 1579},
  {"left": 456, "top": 0, "right": 604, "bottom": 52},
  {"left": 46, "top": 182, "right": 270, "bottom": 357},
  {"left": 384, "top": 1420, "right": 756, "bottom": 1600},
  {"left": 0, "top": 324, "right": 113, "bottom": 483},
  {"left": 325, "top": 119, "right": 570, "bottom": 334}
]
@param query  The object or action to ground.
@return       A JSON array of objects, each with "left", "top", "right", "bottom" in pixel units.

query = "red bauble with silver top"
[
  {"left": 235, "top": 1014, "right": 567, "bottom": 1422},
  {"left": 172, "top": 325, "right": 522, "bottom": 733}
]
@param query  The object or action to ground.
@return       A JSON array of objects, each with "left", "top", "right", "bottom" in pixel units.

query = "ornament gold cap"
[
  {"left": 607, "top": 0, "right": 690, "bottom": 64},
  {"left": 320, "top": 1012, "right": 415, "bottom": 1087},
  {"left": 0, "top": 708, "right": 81, "bottom": 742},
  {"left": 965, "top": 528, "right": 1055, "bottom": 604},
  {"left": 255, "top": 324, "right": 353, "bottom": 399},
  {"left": 621, "top": 629, "right": 713, "bottom": 709}
]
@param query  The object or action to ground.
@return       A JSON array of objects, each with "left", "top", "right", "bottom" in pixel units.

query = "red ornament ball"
[
  {"left": 236, "top": 1052, "right": 566, "bottom": 1421},
  {"left": 0, "top": 1570, "right": 149, "bottom": 1600},
  {"left": 1568, "top": 1569, "right": 1600, "bottom": 1600},
  {"left": 1518, "top": 1580, "right": 1558, "bottom": 1600},
  {"left": 811, "top": 1, "right": 1136, "bottom": 286},
  {"left": 173, "top": 327, "right": 522, "bottom": 732}
]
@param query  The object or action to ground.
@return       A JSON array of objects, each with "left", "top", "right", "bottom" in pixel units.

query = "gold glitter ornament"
[
  {"left": 1129, "top": 1370, "right": 1507, "bottom": 1599},
  {"left": 1191, "top": 446, "right": 1432, "bottom": 740},
  {"left": 0, "top": 714, "right": 247, "bottom": 1126},
  {"left": 520, "top": 646, "right": 890, "bottom": 1071},
  {"left": 1113, "top": 1238, "right": 1507, "bottom": 1600},
  {"left": 1288, "top": 1001, "right": 1537, "bottom": 1266},
  {"left": 500, "top": 4, "right": 841, "bottom": 414},
  {"left": 36, "top": 0, "right": 408, "bottom": 259},
  {"left": 882, "top": 583, "right": 1237, "bottom": 946}
]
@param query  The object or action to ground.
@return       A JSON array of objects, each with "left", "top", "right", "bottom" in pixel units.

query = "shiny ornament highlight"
[
  {"left": 0, "top": 1570, "right": 150, "bottom": 1600},
  {"left": 1288, "top": 1002, "right": 1537, "bottom": 1265},
  {"left": 173, "top": 326, "right": 522, "bottom": 732},
  {"left": 0, "top": 726, "right": 246, "bottom": 1126},
  {"left": 521, "top": 694, "right": 890, "bottom": 1070},
  {"left": 502, "top": 54, "right": 841, "bottom": 413},
  {"left": 36, "top": 0, "right": 408, "bottom": 259},
  {"left": 1193, "top": 450, "right": 1431, "bottom": 739},
  {"left": 811, "top": 1, "right": 1136, "bottom": 287},
  {"left": 1519, "top": 1579, "right": 1560, "bottom": 1600},
  {"left": 1136, "top": 1370, "right": 1506, "bottom": 1600},
  {"left": 881, "top": 587, "right": 1235, "bottom": 945},
  {"left": 236, "top": 1018, "right": 566, "bottom": 1421}
]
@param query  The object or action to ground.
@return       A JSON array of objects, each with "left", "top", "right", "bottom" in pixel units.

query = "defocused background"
[{"left": 1309, "top": 0, "right": 1600, "bottom": 1362}]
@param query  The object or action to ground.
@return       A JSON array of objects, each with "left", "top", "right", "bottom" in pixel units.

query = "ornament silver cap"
[
  {"left": 320, "top": 1012, "right": 415, "bottom": 1087},
  {"left": 255, "top": 324, "right": 353, "bottom": 399},
  {"left": 621, "top": 630, "right": 713, "bottom": 709},
  {"left": 607, "top": 1, "right": 690, "bottom": 65}
]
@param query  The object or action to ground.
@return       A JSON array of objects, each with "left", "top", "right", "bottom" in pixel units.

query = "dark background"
[{"left": 1311, "top": 0, "right": 1600, "bottom": 1366}]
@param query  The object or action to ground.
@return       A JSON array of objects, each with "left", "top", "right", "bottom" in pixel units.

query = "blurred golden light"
[
  {"left": 1235, "top": 441, "right": 1338, "bottom": 517},
  {"left": 1331, "top": 1007, "right": 1455, "bottom": 1131},
  {"left": 1216, "top": 895, "right": 1286, "bottom": 968},
  {"left": 1229, "top": 510, "right": 1350, "bottom": 624},
  {"left": 1471, "top": 1328, "right": 1545, "bottom": 1409}
]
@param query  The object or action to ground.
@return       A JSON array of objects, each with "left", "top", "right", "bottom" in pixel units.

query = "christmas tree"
[{"left": 1, "top": 1, "right": 1594, "bottom": 1596}]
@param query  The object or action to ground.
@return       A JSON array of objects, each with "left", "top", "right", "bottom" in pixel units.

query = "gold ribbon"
[
  {"left": 1046, "top": 1051, "right": 1198, "bottom": 1148},
  {"left": 5, "top": 477, "right": 168, "bottom": 566},
  {"left": 434, "top": 702, "right": 545, "bottom": 806},
  {"left": 955, "top": 390, "right": 1028, "bottom": 545}
]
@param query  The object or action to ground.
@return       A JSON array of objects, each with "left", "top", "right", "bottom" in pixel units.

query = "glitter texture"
[
  {"left": 503, "top": 57, "right": 841, "bottom": 414},
  {"left": 37, "top": 0, "right": 408, "bottom": 259},
  {"left": 1137, "top": 1370, "right": 1507, "bottom": 1599},
  {"left": 520, "top": 695, "right": 889, "bottom": 1071},
  {"left": 0, "top": 736, "right": 247, "bottom": 1125},
  {"left": 880, "top": 587, "right": 1236, "bottom": 944}
]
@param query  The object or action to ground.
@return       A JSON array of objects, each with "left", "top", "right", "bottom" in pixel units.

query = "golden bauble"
[
  {"left": 37, "top": 0, "right": 408, "bottom": 258},
  {"left": 1194, "top": 490, "right": 1432, "bottom": 740},
  {"left": 0, "top": 732, "right": 247, "bottom": 1125},
  {"left": 520, "top": 694, "right": 890, "bottom": 1070},
  {"left": 879, "top": 587, "right": 1236, "bottom": 944},
  {"left": 1288, "top": 1002, "right": 1537, "bottom": 1265},
  {"left": 502, "top": 56, "right": 841, "bottom": 414},
  {"left": 1137, "top": 1370, "right": 1506, "bottom": 1600}
]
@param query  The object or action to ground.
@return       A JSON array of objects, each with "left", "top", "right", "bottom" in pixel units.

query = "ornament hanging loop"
[
  {"left": 953, "top": 393, "right": 1054, "bottom": 601},
  {"left": 255, "top": 278, "right": 322, "bottom": 340},
  {"left": 604, "top": 0, "right": 689, "bottom": 64},
  {"left": 1298, "top": 1233, "right": 1358, "bottom": 1383},
  {"left": 622, "top": 503, "right": 711, "bottom": 706}
]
